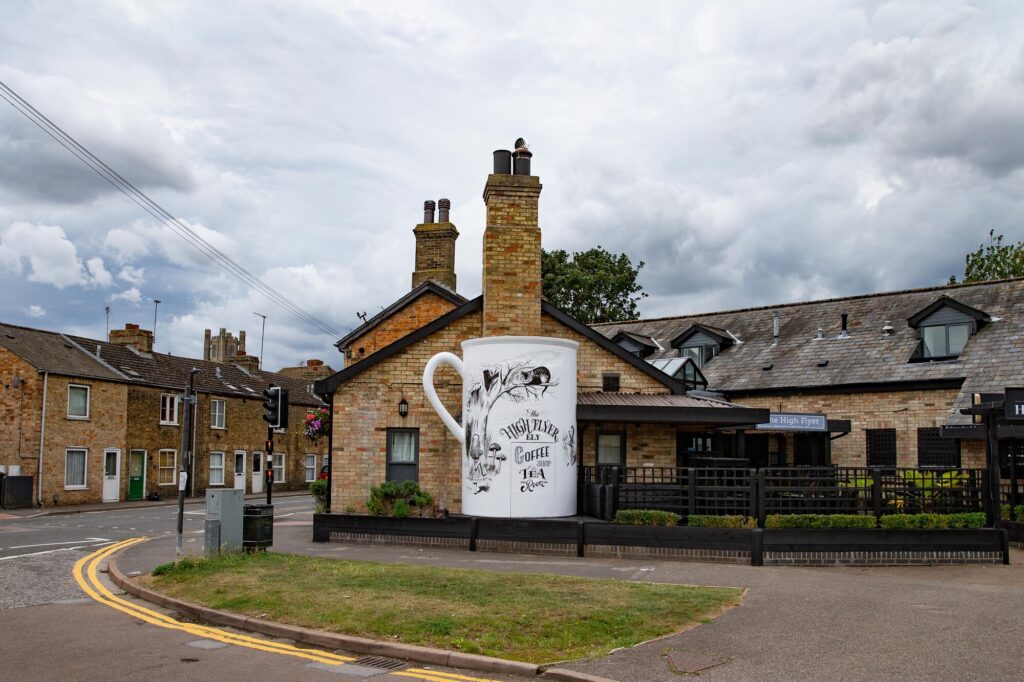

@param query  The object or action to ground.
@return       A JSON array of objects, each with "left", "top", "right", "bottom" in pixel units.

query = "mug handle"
[{"left": 422, "top": 352, "right": 465, "bottom": 444}]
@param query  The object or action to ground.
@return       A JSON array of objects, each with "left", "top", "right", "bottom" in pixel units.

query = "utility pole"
[
  {"left": 253, "top": 312, "right": 266, "bottom": 370},
  {"left": 175, "top": 368, "right": 199, "bottom": 561}
]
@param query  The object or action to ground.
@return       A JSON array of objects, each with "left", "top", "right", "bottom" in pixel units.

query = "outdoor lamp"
[{"left": 398, "top": 397, "right": 409, "bottom": 418}]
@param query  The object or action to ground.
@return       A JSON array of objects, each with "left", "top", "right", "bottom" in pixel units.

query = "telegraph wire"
[{"left": 0, "top": 80, "right": 343, "bottom": 339}]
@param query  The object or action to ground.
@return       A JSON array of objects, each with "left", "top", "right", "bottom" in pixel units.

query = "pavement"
[{"left": 4, "top": 496, "right": 1024, "bottom": 680}]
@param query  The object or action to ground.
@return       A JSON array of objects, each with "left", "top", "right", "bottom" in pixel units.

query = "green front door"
[{"left": 128, "top": 450, "right": 146, "bottom": 501}]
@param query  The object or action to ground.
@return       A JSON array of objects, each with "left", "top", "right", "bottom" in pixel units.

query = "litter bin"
[{"left": 243, "top": 504, "right": 273, "bottom": 552}]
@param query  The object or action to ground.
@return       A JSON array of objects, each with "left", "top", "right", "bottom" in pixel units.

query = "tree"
[
  {"left": 949, "top": 230, "right": 1024, "bottom": 284},
  {"left": 541, "top": 246, "right": 648, "bottom": 324}
]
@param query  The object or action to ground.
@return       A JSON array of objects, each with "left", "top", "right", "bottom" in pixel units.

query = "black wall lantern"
[{"left": 398, "top": 397, "right": 409, "bottom": 418}]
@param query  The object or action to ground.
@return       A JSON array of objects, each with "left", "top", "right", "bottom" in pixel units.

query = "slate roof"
[
  {"left": 0, "top": 323, "right": 122, "bottom": 382},
  {"left": 576, "top": 392, "right": 732, "bottom": 409},
  {"left": 595, "top": 278, "right": 1024, "bottom": 426},
  {"left": 0, "top": 321, "right": 321, "bottom": 405}
]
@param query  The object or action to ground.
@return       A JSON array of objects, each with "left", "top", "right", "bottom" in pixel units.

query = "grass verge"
[{"left": 146, "top": 553, "right": 742, "bottom": 663}]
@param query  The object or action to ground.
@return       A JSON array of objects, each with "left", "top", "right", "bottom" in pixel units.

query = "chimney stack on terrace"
[
  {"left": 109, "top": 323, "right": 153, "bottom": 353},
  {"left": 482, "top": 138, "right": 542, "bottom": 336},
  {"left": 412, "top": 198, "right": 459, "bottom": 292}
]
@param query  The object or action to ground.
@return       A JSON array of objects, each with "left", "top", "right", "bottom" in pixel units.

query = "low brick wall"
[
  {"left": 586, "top": 544, "right": 749, "bottom": 564},
  {"left": 765, "top": 551, "right": 1003, "bottom": 566},
  {"left": 315, "top": 514, "right": 1009, "bottom": 567}
]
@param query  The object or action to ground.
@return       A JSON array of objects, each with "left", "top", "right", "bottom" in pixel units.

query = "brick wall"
[
  {"left": 343, "top": 292, "right": 460, "bottom": 367},
  {"left": 580, "top": 422, "right": 677, "bottom": 468},
  {"left": 329, "top": 309, "right": 674, "bottom": 513},
  {"left": 733, "top": 388, "right": 984, "bottom": 468},
  {"left": 0, "top": 348, "right": 43, "bottom": 480},
  {"left": 482, "top": 174, "right": 543, "bottom": 336},
  {"left": 41, "top": 375, "right": 128, "bottom": 506},
  {"left": 124, "top": 385, "right": 325, "bottom": 500}
]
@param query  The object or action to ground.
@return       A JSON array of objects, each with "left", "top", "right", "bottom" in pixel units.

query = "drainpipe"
[{"left": 37, "top": 371, "right": 48, "bottom": 506}]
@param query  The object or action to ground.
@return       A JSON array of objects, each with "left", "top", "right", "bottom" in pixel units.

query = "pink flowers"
[{"left": 304, "top": 407, "right": 330, "bottom": 441}]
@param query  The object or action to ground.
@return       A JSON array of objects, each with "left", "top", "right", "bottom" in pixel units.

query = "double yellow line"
[{"left": 73, "top": 538, "right": 498, "bottom": 682}]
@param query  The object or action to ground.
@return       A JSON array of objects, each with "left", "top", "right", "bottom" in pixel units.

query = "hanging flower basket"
[{"left": 304, "top": 406, "right": 331, "bottom": 442}]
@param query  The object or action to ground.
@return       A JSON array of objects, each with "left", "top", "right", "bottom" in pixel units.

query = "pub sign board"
[
  {"left": 756, "top": 412, "right": 827, "bottom": 432},
  {"left": 1006, "top": 388, "right": 1024, "bottom": 422}
]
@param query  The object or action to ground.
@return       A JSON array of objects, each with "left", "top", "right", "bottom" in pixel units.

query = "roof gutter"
[{"left": 37, "top": 371, "right": 47, "bottom": 506}]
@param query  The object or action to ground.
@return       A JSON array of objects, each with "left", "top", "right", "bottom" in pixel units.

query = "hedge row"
[
  {"left": 764, "top": 514, "right": 876, "bottom": 529},
  {"left": 612, "top": 509, "right": 681, "bottom": 526},
  {"left": 687, "top": 515, "right": 756, "bottom": 528},
  {"left": 610, "top": 510, "right": 989, "bottom": 529},
  {"left": 880, "top": 513, "right": 986, "bottom": 529}
]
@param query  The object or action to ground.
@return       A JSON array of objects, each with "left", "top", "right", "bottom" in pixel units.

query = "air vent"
[
  {"left": 817, "top": 359, "right": 829, "bottom": 367},
  {"left": 762, "top": 362, "right": 773, "bottom": 371}
]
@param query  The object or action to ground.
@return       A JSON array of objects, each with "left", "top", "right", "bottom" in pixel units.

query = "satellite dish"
[{"left": 514, "top": 137, "right": 529, "bottom": 150}]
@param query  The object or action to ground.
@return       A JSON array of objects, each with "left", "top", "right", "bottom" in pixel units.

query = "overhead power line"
[{"left": 0, "top": 80, "right": 343, "bottom": 339}]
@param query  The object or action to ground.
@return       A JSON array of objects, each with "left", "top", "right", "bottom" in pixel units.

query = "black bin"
[
  {"left": 1, "top": 475, "right": 34, "bottom": 509},
  {"left": 243, "top": 504, "right": 273, "bottom": 551}
]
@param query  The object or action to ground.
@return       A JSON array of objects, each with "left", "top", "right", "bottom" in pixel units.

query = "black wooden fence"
[{"left": 582, "top": 466, "right": 990, "bottom": 526}]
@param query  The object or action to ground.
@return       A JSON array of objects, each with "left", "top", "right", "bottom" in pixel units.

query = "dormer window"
[
  {"left": 670, "top": 324, "right": 733, "bottom": 368},
  {"left": 907, "top": 295, "right": 989, "bottom": 362},
  {"left": 921, "top": 323, "right": 969, "bottom": 359},
  {"left": 679, "top": 344, "right": 716, "bottom": 368},
  {"left": 611, "top": 331, "right": 658, "bottom": 359}
]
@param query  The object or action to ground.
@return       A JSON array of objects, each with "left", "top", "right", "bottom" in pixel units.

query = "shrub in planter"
[
  {"left": 308, "top": 479, "right": 328, "bottom": 513},
  {"left": 1000, "top": 504, "right": 1024, "bottom": 523},
  {"left": 880, "top": 513, "right": 985, "bottom": 529},
  {"left": 366, "top": 480, "right": 434, "bottom": 517},
  {"left": 945, "top": 513, "right": 986, "bottom": 529},
  {"left": 612, "top": 509, "right": 681, "bottom": 526},
  {"left": 764, "top": 514, "right": 875, "bottom": 529},
  {"left": 687, "top": 515, "right": 756, "bottom": 528}
]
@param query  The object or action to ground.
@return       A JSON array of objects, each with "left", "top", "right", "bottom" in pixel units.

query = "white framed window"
[
  {"left": 160, "top": 394, "right": 179, "bottom": 425},
  {"left": 209, "top": 451, "right": 225, "bottom": 485},
  {"left": 272, "top": 452, "right": 285, "bottom": 484},
  {"left": 67, "top": 384, "right": 90, "bottom": 419},
  {"left": 304, "top": 454, "right": 317, "bottom": 482},
  {"left": 210, "top": 399, "right": 226, "bottom": 429},
  {"left": 158, "top": 449, "right": 177, "bottom": 486},
  {"left": 65, "top": 448, "right": 87, "bottom": 489}
]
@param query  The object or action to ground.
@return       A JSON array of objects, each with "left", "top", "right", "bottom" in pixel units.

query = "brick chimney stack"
[
  {"left": 482, "top": 139, "right": 542, "bottom": 336},
  {"left": 411, "top": 198, "right": 459, "bottom": 292},
  {"left": 109, "top": 323, "right": 154, "bottom": 353}
]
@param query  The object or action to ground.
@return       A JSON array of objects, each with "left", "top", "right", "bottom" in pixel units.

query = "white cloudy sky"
[{"left": 2, "top": 1, "right": 1023, "bottom": 370}]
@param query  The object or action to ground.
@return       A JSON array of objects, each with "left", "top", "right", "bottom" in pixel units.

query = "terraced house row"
[{"left": 0, "top": 322, "right": 328, "bottom": 506}]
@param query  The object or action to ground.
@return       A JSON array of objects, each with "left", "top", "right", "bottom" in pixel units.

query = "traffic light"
[{"left": 262, "top": 385, "right": 289, "bottom": 429}]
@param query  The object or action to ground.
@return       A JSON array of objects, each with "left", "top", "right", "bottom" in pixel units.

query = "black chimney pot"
[
  {"left": 423, "top": 200, "right": 436, "bottom": 224},
  {"left": 438, "top": 198, "right": 451, "bottom": 222},
  {"left": 493, "top": 150, "right": 512, "bottom": 175},
  {"left": 513, "top": 148, "right": 532, "bottom": 176},
  {"left": 841, "top": 312, "right": 848, "bottom": 331}
]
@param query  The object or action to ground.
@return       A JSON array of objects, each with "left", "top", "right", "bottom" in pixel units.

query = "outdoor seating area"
[{"left": 581, "top": 465, "right": 993, "bottom": 526}]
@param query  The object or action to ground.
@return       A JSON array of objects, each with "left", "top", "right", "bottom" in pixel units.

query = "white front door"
[
  {"left": 233, "top": 451, "right": 247, "bottom": 491},
  {"left": 102, "top": 449, "right": 121, "bottom": 502},
  {"left": 251, "top": 451, "right": 263, "bottom": 494}
]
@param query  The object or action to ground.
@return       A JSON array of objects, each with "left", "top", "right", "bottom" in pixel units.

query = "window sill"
[
  {"left": 66, "top": 415, "right": 90, "bottom": 421},
  {"left": 64, "top": 485, "right": 87, "bottom": 491},
  {"left": 159, "top": 422, "right": 180, "bottom": 427},
  {"left": 211, "top": 426, "right": 226, "bottom": 431},
  {"left": 158, "top": 483, "right": 177, "bottom": 487}
]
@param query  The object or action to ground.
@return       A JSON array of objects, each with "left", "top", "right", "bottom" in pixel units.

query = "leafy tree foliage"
[
  {"left": 541, "top": 246, "right": 648, "bottom": 324},
  {"left": 949, "top": 230, "right": 1024, "bottom": 284}
]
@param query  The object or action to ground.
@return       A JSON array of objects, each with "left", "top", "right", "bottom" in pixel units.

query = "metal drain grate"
[{"left": 349, "top": 656, "right": 406, "bottom": 671}]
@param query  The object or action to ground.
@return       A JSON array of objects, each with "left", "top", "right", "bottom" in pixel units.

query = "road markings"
[
  {"left": 73, "top": 540, "right": 500, "bottom": 682},
  {"left": 0, "top": 541, "right": 114, "bottom": 561},
  {"left": 8, "top": 537, "right": 110, "bottom": 549}
]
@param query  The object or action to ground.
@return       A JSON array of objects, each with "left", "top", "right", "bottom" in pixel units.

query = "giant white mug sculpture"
[{"left": 423, "top": 336, "right": 579, "bottom": 518}]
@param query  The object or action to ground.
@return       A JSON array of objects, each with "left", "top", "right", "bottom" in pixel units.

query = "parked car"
[{"left": 318, "top": 465, "right": 329, "bottom": 480}]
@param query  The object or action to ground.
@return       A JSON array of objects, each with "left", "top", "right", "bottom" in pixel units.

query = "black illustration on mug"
[{"left": 464, "top": 361, "right": 556, "bottom": 495}]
